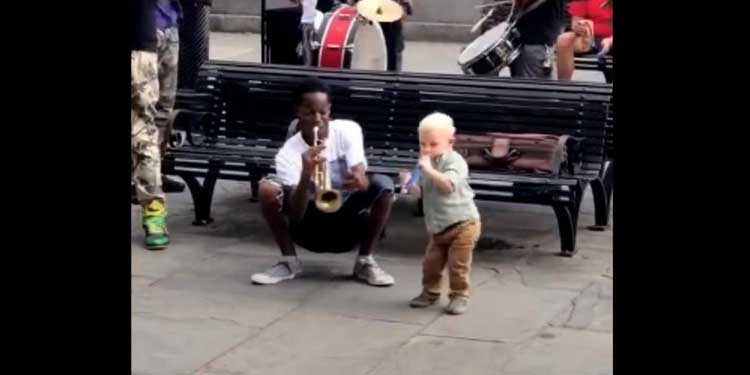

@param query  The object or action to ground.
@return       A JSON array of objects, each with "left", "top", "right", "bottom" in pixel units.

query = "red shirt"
[{"left": 568, "top": 0, "right": 613, "bottom": 38}]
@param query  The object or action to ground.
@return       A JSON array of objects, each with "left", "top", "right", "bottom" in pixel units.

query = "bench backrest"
[{"left": 190, "top": 62, "right": 613, "bottom": 177}]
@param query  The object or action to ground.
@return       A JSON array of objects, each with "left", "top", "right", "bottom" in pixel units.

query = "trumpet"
[{"left": 313, "top": 126, "right": 343, "bottom": 213}]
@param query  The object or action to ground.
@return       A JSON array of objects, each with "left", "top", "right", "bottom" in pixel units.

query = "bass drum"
[{"left": 315, "top": 4, "right": 387, "bottom": 70}]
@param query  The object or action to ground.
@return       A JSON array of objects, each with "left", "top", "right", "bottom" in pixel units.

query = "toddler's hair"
[{"left": 418, "top": 112, "right": 455, "bottom": 136}]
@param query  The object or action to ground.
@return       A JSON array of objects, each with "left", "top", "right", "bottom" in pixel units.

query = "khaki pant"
[
  {"left": 422, "top": 219, "right": 481, "bottom": 299},
  {"left": 156, "top": 26, "right": 180, "bottom": 154},
  {"left": 131, "top": 50, "right": 165, "bottom": 204}
]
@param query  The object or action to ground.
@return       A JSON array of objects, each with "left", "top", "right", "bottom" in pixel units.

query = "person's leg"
[
  {"left": 445, "top": 219, "right": 481, "bottom": 315},
  {"left": 132, "top": 50, "right": 169, "bottom": 250},
  {"left": 356, "top": 174, "right": 394, "bottom": 256},
  {"left": 392, "top": 20, "right": 405, "bottom": 72},
  {"left": 257, "top": 179, "right": 297, "bottom": 257},
  {"left": 510, "top": 45, "right": 551, "bottom": 79},
  {"left": 156, "top": 27, "right": 179, "bottom": 116},
  {"left": 301, "top": 23, "right": 316, "bottom": 66},
  {"left": 155, "top": 26, "right": 185, "bottom": 192},
  {"left": 251, "top": 178, "right": 303, "bottom": 285},
  {"left": 349, "top": 174, "right": 396, "bottom": 286},
  {"left": 556, "top": 32, "right": 578, "bottom": 80},
  {"left": 422, "top": 236, "right": 449, "bottom": 296},
  {"left": 380, "top": 21, "right": 402, "bottom": 72},
  {"left": 410, "top": 236, "right": 448, "bottom": 307}
]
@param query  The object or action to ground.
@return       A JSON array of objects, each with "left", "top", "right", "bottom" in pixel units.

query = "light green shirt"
[{"left": 421, "top": 150, "right": 480, "bottom": 234}]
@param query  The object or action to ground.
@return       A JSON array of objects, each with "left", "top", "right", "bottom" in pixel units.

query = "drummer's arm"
[{"left": 567, "top": 0, "right": 588, "bottom": 34}]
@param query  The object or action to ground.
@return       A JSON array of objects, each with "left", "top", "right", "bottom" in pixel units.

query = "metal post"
[
  {"left": 261, "top": 0, "right": 267, "bottom": 63},
  {"left": 178, "top": 0, "right": 212, "bottom": 90}
]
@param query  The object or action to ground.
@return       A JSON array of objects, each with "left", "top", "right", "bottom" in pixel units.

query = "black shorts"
[{"left": 268, "top": 173, "right": 395, "bottom": 253}]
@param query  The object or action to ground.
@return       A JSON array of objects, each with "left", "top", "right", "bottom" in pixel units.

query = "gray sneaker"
[
  {"left": 251, "top": 259, "right": 302, "bottom": 285},
  {"left": 353, "top": 256, "right": 395, "bottom": 286},
  {"left": 445, "top": 297, "right": 469, "bottom": 315},
  {"left": 409, "top": 291, "right": 440, "bottom": 308}
]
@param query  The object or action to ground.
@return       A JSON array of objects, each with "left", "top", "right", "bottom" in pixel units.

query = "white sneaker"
[
  {"left": 251, "top": 258, "right": 302, "bottom": 285},
  {"left": 353, "top": 256, "right": 395, "bottom": 286}
]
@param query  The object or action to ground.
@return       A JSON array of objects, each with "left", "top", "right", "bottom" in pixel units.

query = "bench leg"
[
  {"left": 415, "top": 197, "right": 424, "bottom": 217},
  {"left": 249, "top": 178, "right": 260, "bottom": 203},
  {"left": 554, "top": 184, "right": 585, "bottom": 257},
  {"left": 553, "top": 203, "right": 577, "bottom": 257},
  {"left": 589, "top": 161, "right": 614, "bottom": 231},
  {"left": 179, "top": 174, "right": 218, "bottom": 226}
]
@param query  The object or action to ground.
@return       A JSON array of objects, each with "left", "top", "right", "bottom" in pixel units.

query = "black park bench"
[
  {"left": 163, "top": 62, "right": 613, "bottom": 256},
  {"left": 574, "top": 54, "right": 613, "bottom": 83}
]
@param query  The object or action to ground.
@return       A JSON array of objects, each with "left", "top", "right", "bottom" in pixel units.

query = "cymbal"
[{"left": 356, "top": 0, "right": 404, "bottom": 23}]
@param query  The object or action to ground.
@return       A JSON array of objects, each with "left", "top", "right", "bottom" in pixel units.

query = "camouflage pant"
[
  {"left": 132, "top": 50, "right": 165, "bottom": 204},
  {"left": 156, "top": 26, "right": 180, "bottom": 149}
]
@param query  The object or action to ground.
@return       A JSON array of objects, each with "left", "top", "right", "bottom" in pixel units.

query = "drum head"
[
  {"left": 350, "top": 20, "right": 387, "bottom": 71},
  {"left": 458, "top": 22, "right": 510, "bottom": 65}
]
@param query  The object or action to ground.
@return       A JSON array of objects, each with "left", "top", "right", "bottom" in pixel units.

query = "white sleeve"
[
  {"left": 341, "top": 122, "right": 368, "bottom": 169},
  {"left": 275, "top": 146, "right": 301, "bottom": 186}
]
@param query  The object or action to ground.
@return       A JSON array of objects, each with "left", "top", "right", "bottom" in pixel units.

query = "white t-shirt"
[
  {"left": 300, "top": 0, "right": 318, "bottom": 24},
  {"left": 275, "top": 119, "right": 368, "bottom": 190}
]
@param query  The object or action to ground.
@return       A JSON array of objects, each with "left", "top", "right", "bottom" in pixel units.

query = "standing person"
[
  {"left": 401, "top": 112, "right": 482, "bottom": 315},
  {"left": 477, "top": 0, "right": 566, "bottom": 79},
  {"left": 511, "top": 0, "right": 566, "bottom": 79},
  {"left": 131, "top": 0, "right": 170, "bottom": 250},
  {"left": 379, "top": 0, "right": 412, "bottom": 72},
  {"left": 555, "top": 0, "right": 612, "bottom": 80},
  {"left": 349, "top": 0, "right": 411, "bottom": 72},
  {"left": 290, "top": 0, "right": 319, "bottom": 65},
  {"left": 155, "top": 0, "right": 186, "bottom": 192},
  {"left": 251, "top": 78, "right": 396, "bottom": 286}
]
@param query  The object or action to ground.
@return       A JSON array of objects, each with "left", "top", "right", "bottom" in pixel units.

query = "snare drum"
[
  {"left": 315, "top": 4, "right": 388, "bottom": 70},
  {"left": 458, "top": 21, "right": 521, "bottom": 75}
]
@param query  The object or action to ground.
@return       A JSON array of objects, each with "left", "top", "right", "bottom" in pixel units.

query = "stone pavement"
[
  {"left": 207, "top": 32, "right": 608, "bottom": 82},
  {"left": 131, "top": 33, "right": 612, "bottom": 375}
]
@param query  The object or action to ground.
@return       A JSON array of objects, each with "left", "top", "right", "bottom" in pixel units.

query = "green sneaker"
[{"left": 143, "top": 199, "right": 169, "bottom": 250}]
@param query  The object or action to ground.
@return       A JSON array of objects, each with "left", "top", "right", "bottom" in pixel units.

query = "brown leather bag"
[{"left": 454, "top": 132, "right": 579, "bottom": 175}]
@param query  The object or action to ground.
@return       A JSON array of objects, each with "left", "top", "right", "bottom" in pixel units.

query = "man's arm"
[{"left": 341, "top": 121, "right": 369, "bottom": 191}]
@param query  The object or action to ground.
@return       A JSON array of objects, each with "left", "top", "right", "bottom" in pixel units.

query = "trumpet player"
[{"left": 252, "top": 78, "right": 396, "bottom": 287}]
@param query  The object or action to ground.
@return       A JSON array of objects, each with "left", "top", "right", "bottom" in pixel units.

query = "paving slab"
[
  {"left": 422, "top": 278, "right": 577, "bottom": 343},
  {"left": 369, "top": 335, "right": 513, "bottom": 375},
  {"left": 511, "top": 248, "right": 613, "bottom": 292},
  {"left": 303, "top": 261, "right": 499, "bottom": 325},
  {"left": 199, "top": 310, "right": 423, "bottom": 375},
  {"left": 132, "top": 314, "right": 257, "bottom": 375},
  {"left": 501, "top": 327, "right": 613, "bottom": 375}
]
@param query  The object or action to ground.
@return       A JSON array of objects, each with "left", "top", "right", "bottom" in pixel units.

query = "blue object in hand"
[{"left": 405, "top": 165, "right": 421, "bottom": 190}]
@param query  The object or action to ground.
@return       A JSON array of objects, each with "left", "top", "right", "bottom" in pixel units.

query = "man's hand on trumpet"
[{"left": 301, "top": 144, "right": 326, "bottom": 176}]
